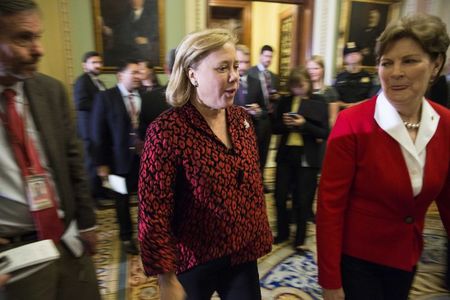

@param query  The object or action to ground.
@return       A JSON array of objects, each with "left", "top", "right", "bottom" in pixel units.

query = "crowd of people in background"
[{"left": 1, "top": 0, "right": 449, "bottom": 299}]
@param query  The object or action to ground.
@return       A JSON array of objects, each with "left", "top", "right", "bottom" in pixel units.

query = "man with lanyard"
[{"left": 0, "top": 0, "right": 100, "bottom": 298}]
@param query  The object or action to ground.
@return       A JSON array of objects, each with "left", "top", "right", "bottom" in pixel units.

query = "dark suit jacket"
[
  {"left": 273, "top": 94, "right": 329, "bottom": 168},
  {"left": 23, "top": 73, "right": 96, "bottom": 230},
  {"left": 317, "top": 96, "right": 450, "bottom": 289},
  {"left": 109, "top": 4, "right": 159, "bottom": 65},
  {"left": 247, "top": 65, "right": 280, "bottom": 92},
  {"left": 91, "top": 86, "right": 144, "bottom": 174},
  {"left": 73, "top": 73, "right": 101, "bottom": 140},
  {"left": 138, "top": 86, "right": 171, "bottom": 140},
  {"left": 427, "top": 75, "right": 449, "bottom": 107}
]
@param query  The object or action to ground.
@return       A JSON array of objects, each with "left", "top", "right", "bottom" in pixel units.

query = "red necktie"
[{"left": 2, "top": 88, "right": 64, "bottom": 242}]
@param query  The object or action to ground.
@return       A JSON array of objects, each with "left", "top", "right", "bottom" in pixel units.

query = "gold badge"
[{"left": 361, "top": 77, "right": 370, "bottom": 83}]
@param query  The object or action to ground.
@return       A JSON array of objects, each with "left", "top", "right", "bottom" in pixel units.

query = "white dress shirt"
[
  {"left": 374, "top": 91, "right": 440, "bottom": 196},
  {"left": 117, "top": 83, "right": 141, "bottom": 116}
]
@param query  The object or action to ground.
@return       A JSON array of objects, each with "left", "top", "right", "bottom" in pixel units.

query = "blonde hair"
[
  {"left": 166, "top": 28, "right": 238, "bottom": 107},
  {"left": 236, "top": 44, "right": 250, "bottom": 56},
  {"left": 376, "top": 14, "right": 449, "bottom": 75},
  {"left": 308, "top": 55, "right": 325, "bottom": 70}
]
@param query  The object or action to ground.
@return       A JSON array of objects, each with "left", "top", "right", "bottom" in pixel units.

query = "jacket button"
[{"left": 404, "top": 216, "right": 414, "bottom": 224}]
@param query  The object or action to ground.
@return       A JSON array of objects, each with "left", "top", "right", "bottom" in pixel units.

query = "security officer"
[{"left": 334, "top": 42, "right": 375, "bottom": 109}]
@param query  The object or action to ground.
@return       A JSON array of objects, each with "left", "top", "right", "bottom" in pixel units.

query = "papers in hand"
[
  {"left": 0, "top": 240, "right": 60, "bottom": 282},
  {"left": 61, "top": 221, "right": 84, "bottom": 258},
  {"left": 102, "top": 174, "right": 127, "bottom": 194}
]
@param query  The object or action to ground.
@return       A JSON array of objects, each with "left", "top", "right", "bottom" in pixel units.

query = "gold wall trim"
[{"left": 57, "top": 0, "right": 75, "bottom": 95}]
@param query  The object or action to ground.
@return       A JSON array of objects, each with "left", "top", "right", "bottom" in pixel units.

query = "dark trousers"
[
  {"left": 115, "top": 154, "right": 139, "bottom": 241},
  {"left": 1, "top": 244, "right": 100, "bottom": 300},
  {"left": 341, "top": 255, "right": 416, "bottom": 300},
  {"left": 275, "top": 146, "right": 318, "bottom": 245},
  {"left": 82, "top": 138, "right": 105, "bottom": 199},
  {"left": 294, "top": 166, "right": 318, "bottom": 245},
  {"left": 177, "top": 257, "right": 261, "bottom": 300}
]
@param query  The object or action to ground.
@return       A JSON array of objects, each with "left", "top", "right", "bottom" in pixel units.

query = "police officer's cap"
[{"left": 343, "top": 42, "right": 361, "bottom": 56}]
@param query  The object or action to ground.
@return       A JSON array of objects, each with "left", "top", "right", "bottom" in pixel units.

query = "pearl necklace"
[{"left": 403, "top": 121, "right": 420, "bottom": 130}]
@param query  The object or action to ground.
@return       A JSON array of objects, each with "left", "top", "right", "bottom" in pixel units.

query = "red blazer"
[{"left": 316, "top": 96, "right": 450, "bottom": 289}]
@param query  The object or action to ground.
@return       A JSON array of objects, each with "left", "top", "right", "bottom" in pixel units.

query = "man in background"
[
  {"left": 235, "top": 45, "right": 270, "bottom": 179},
  {"left": 91, "top": 59, "right": 145, "bottom": 255},
  {"left": 334, "top": 42, "right": 375, "bottom": 109},
  {"left": 357, "top": 8, "right": 384, "bottom": 66},
  {"left": 73, "top": 51, "right": 107, "bottom": 204},
  {"left": 0, "top": 0, "right": 100, "bottom": 298},
  {"left": 247, "top": 45, "right": 279, "bottom": 192}
]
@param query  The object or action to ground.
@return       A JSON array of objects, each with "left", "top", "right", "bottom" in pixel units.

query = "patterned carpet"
[
  {"left": 93, "top": 175, "right": 450, "bottom": 300},
  {"left": 93, "top": 201, "right": 450, "bottom": 300}
]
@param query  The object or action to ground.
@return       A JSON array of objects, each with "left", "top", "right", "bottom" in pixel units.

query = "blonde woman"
[
  {"left": 306, "top": 55, "right": 339, "bottom": 127},
  {"left": 138, "top": 29, "right": 272, "bottom": 300}
]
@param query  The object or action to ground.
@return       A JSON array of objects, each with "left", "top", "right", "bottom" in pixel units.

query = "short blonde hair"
[
  {"left": 236, "top": 44, "right": 250, "bottom": 56},
  {"left": 376, "top": 14, "right": 449, "bottom": 75},
  {"left": 166, "top": 28, "right": 238, "bottom": 107}
]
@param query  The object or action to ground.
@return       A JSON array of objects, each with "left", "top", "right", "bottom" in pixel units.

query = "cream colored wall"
[
  {"left": 251, "top": 3, "right": 295, "bottom": 74},
  {"left": 35, "top": 0, "right": 71, "bottom": 87}
]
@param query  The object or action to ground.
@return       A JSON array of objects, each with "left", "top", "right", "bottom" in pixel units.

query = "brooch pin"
[{"left": 244, "top": 119, "right": 250, "bottom": 129}]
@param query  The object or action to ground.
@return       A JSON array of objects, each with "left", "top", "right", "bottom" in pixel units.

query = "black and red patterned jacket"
[{"left": 138, "top": 102, "right": 273, "bottom": 276}]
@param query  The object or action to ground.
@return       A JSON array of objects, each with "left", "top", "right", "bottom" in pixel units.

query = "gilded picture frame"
[{"left": 338, "top": 0, "right": 400, "bottom": 72}]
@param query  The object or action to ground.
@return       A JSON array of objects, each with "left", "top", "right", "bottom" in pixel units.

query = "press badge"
[{"left": 25, "top": 175, "right": 54, "bottom": 211}]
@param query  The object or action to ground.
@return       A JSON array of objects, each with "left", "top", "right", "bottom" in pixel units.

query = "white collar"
[
  {"left": 133, "top": 8, "right": 144, "bottom": 20},
  {"left": 374, "top": 91, "right": 439, "bottom": 162},
  {"left": 117, "top": 83, "right": 138, "bottom": 98},
  {"left": 0, "top": 82, "right": 24, "bottom": 95},
  {"left": 257, "top": 64, "right": 266, "bottom": 72}
]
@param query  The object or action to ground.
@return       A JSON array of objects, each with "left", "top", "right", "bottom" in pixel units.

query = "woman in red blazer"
[{"left": 317, "top": 14, "right": 450, "bottom": 300}]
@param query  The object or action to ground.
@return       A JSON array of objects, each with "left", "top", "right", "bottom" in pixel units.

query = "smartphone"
[{"left": 286, "top": 112, "right": 298, "bottom": 116}]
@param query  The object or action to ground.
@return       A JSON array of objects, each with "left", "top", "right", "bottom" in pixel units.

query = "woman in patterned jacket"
[{"left": 138, "top": 28, "right": 273, "bottom": 300}]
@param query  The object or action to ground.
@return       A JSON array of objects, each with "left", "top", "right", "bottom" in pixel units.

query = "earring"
[{"left": 193, "top": 81, "right": 199, "bottom": 87}]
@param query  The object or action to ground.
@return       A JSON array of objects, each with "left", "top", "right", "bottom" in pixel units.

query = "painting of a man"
[
  {"left": 99, "top": 0, "right": 160, "bottom": 67},
  {"left": 348, "top": 2, "right": 389, "bottom": 66}
]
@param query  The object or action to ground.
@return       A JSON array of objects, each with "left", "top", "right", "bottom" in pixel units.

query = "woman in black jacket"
[{"left": 272, "top": 67, "right": 329, "bottom": 252}]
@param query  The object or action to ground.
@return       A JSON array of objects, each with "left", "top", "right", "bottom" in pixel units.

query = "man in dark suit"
[
  {"left": 91, "top": 59, "right": 144, "bottom": 255},
  {"left": 73, "top": 51, "right": 107, "bottom": 202},
  {"left": 235, "top": 45, "right": 271, "bottom": 178},
  {"left": 0, "top": 1, "right": 100, "bottom": 298},
  {"left": 247, "top": 45, "right": 280, "bottom": 191}
]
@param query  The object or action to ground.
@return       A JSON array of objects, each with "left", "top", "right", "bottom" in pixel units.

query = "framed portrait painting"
[
  {"left": 92, "top": 0, "right": 165, "bottom": 72},
  {"left": 339, "top": 0, "right": 400, "bottom": 70}
]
